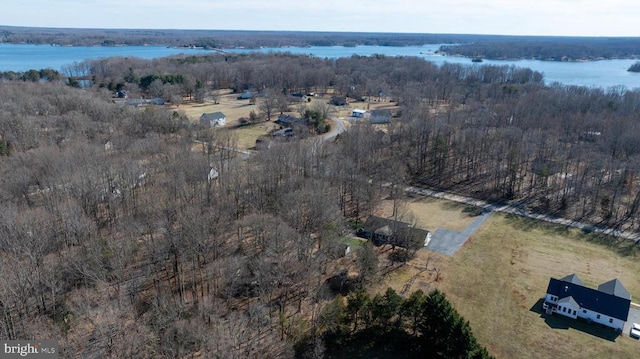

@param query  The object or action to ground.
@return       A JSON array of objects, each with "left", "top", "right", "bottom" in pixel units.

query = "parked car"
[{"left": 631, "top": 323, "right": 640, "bottom": 338}]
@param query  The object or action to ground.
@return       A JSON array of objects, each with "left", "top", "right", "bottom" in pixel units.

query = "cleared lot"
[{"left": 374, "top": 196, "right": 640, "bottom": 359}]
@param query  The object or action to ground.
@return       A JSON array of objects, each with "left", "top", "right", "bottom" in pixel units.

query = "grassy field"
[
  {"left": 373, "top": 197, "right": 640, "bottom": 358},
  {"left": 376, "top": 197, "right": 478, "bottom": 232}
]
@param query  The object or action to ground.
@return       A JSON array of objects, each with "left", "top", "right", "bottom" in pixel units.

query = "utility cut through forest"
[{"left": 1, "top": 51, "right": 640, "bottom": 357}]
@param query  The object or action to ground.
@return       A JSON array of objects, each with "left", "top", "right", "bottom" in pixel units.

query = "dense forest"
[
  {"left": 42, "top": 51, "right": 640, "bottom": 233},
  {"left": 1, "top": 47, "right": 640, "bottom": 357}
]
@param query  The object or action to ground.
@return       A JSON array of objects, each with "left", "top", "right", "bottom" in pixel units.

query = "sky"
[{"left": 2, "top": 0, "right": 639, "bottom": 37}]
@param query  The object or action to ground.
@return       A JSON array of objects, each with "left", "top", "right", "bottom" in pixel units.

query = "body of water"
[
  {"left": 1, "top": 43, "right": 638, "bottom": 90},
  {"left": 0, "top": 43, "right": 212, "bottom": 72}
]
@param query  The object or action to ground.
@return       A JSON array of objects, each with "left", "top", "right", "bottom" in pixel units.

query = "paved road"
[
  {"left": 426, "top": 208, "right": 493, "bottom": 255},
  {"left": 624, "top": 307, "right": 640, "bottom": 338},
  {"left": 407, "top": 186, "right": 640, "bottom": 243},
  {"left": 322, "top": 117, "right": 348, "bottom": 141}
]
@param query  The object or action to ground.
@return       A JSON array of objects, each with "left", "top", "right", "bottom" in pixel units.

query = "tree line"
[{"left": 0, "top": 26, "right": 477, "bottom": 48}]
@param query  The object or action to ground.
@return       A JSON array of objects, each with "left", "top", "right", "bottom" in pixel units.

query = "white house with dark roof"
[
  {"left": 200, "top": 112, "right": 226, "bottom": 127},
  {"left": 543, "top": 274, "right": 631, "bottom": 331}
]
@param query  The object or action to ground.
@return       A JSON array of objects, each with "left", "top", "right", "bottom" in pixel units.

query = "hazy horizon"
[{"left": 3, "top": 0, "right": 639, "bottom": 38}]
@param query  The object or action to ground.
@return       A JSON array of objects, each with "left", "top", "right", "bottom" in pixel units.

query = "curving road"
[
  {"left": 406, "top": 186, "right": 640, "bottom": 243},
  {"left": 322, "top": 117, "right": 348, "bottom": 141}
]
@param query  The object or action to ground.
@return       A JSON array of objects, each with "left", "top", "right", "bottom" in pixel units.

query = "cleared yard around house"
[
  {"left": 179, "top": 91, "right": 399, "bottom": 150},
  {"left": 376, "top": 197, "right": 478, "bottom": 232},
  {"left": 180, "top": 90, "right": 257, "bottom": 126},
  {"left": 373, "top": 196, "right": 640, "bottom": 359},
  {"left": 227, "top": 123, "right": 278, "bottom": 149}
]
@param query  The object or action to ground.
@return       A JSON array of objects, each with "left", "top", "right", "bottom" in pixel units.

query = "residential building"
[
  {"left": 361, "top": 216, "right": 431, "bottom": 248},
  {"left": 200, "top": 112, "right": 226, "bottom": 127},
  {"left": 543, "top": 274, "right": 631, "bottom": 332},
  {"left": 370, "top": 109, "right": 392, "bottom": 124},
  {"left": 352, "top": 109, "right": 367, "bottom": 118}
]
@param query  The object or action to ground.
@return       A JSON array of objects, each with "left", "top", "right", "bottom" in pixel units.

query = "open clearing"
[
  {"left": 376, "top": 196, "right": 478, "bottom": 232},
  {"left": 373, "top": 197, "right": 640, "bottom": 359},
  {"left": 178, "top": 91, "right": 398, "bottom": 150}
]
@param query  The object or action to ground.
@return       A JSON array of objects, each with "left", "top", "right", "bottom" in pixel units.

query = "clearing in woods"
[{"left": 372, "top": 197, "right": 640, "bottom": 359}]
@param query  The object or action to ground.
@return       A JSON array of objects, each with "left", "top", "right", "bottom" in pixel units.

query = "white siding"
[
  {"left": 578, "top": 308, "right": 625, "bottom": 331},
  {"left": 200, "top": 117, "right": 226, "bottom": 127},
  {"left": 352, "top": 109, "right": 366, "bottom": 118},
  {"left": 555, "top": 303, "right": 578, "bottom": 319}
]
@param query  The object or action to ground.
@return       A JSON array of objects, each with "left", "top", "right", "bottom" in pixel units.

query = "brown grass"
[
  {"left": 374, "top": 202, "right": 640, "bottom": 358},
  {"left": 180, "top": 90, "right": 258, "bottom": 126},
  {"left": 225, "top": 123, "right": 278, "bottom": 150},
  {"left": 179, "top": 91, "right": 398, "bottom": 150},
  {"left": 376, "top": 197, "right": 477, "bottom": 232}
]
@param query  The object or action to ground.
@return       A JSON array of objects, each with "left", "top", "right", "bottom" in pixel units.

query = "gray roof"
[
  {"left": 370, "top": 109, "right": 392, "bottom": 124},
  {"left": 275, "top": 114, "right": 303, "bottom": 126},
  {"left": 201, "top": 112, "right": 225, "bottom": 120},
  {"left": 363, "top": 216, "right": 429, "bottom": 248},
  {"left": 374, "top": 225, "right": 393, "bottom": 237},
  {"left": 560, "top": 273, "right": 584, "bottom": 286},
  {"left": 370, "top": 109, "right": 392, "bottom": 116},
  {"left": 557, "top": 296, "right": 580, "bottom": 308},
  {"left": 363, "top": 216, "right": 409, "bottom": 235},
  {"left": 598, "top": 279, "right": 631, "bottom": 300}
]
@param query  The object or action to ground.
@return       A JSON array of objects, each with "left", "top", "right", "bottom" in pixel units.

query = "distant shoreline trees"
[
  {"left": 2, "top": 25, "right": 640, "bottom": 61},
  {"left": 628, "top": 61, "right": 640, "bottom": 72},
  {"left": 441, "top": 38, "right": 640, "bottom": 61}
]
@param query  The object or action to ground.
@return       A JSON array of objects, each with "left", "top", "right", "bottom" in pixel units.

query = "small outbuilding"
[{"left": 352, "top": 109, "right": 367, "bottom": 118}]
